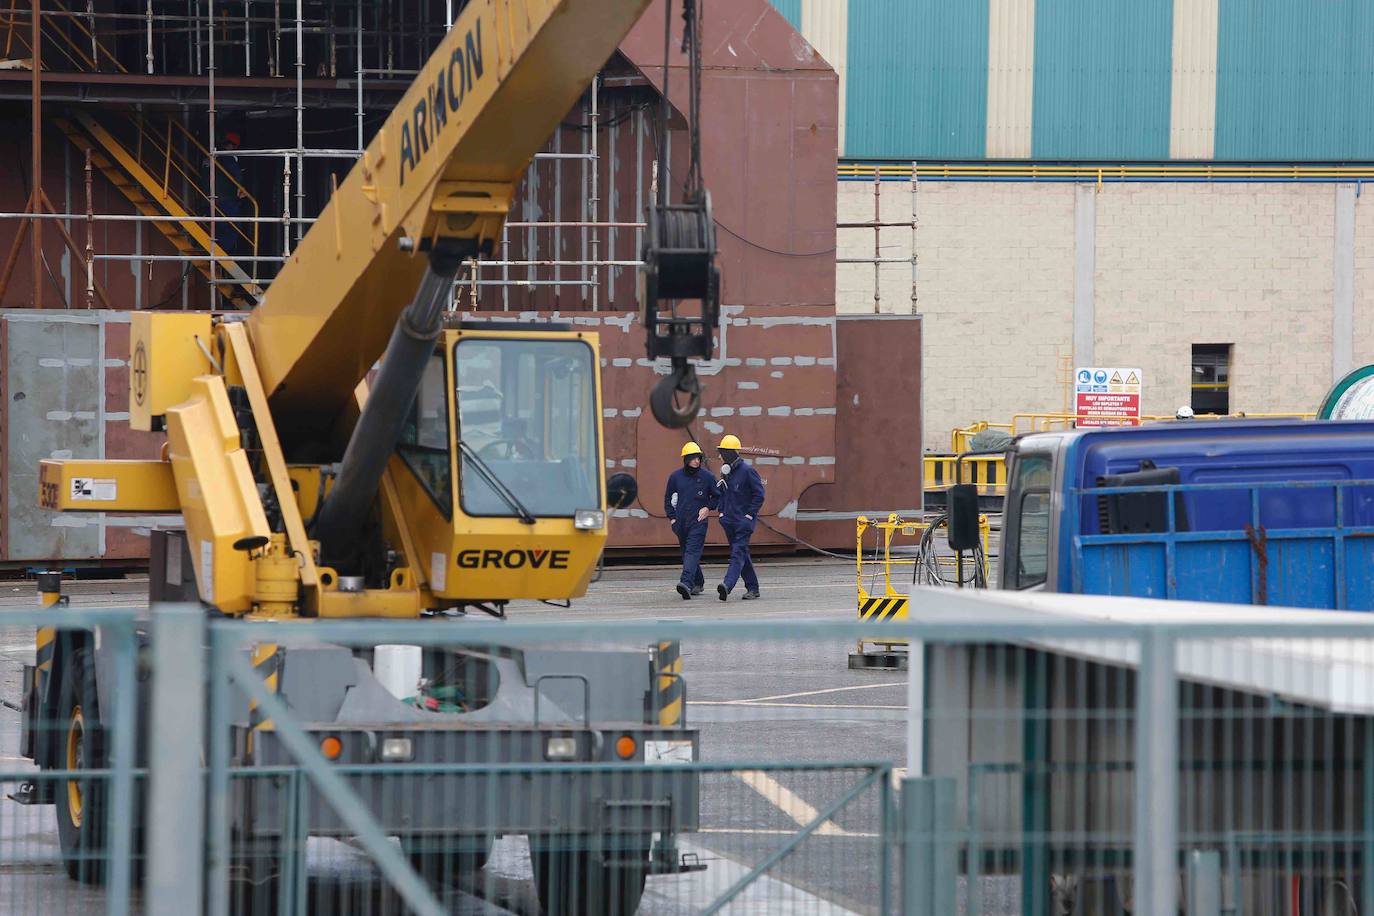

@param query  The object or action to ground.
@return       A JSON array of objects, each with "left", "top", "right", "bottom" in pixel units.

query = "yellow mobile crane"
[{"left": 18, "top": 0, "right": 720, "bottom": 912}]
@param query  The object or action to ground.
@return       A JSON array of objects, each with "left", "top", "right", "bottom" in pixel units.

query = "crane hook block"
[
  {"left": 640, "top": 191, "right": 720, "bottom": 428},
  {"left": 650, "top": 363, "right": 703, "bottom": 429}
]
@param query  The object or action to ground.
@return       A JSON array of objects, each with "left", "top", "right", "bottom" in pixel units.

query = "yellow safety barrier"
[
  {"left": 923, "top": 453, "right": 1008, "bottom": 498},
  {"left": 1004, "top": 411, "right": 1316, "bottom": 436},
  {"left": 854, "top": 513, "right": 990, "bottom": 661},
  {"left": 949, "top": 421, "right": 1013, "bottom": 454}
]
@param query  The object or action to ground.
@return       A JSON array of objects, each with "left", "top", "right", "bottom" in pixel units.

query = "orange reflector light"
[
  {"left": 615, "top": 735, "right": 637, "bottom": 759},
  {"left": 320, "top": 736, "right": 343, "bottom": 760}
]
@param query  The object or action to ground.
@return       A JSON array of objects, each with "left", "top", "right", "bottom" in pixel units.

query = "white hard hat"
[{"left": 1175, "top": 405, "right": 1195, "bottom": 419}]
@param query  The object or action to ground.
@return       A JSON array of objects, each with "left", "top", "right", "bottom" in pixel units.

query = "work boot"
[
  {"left": 690, "top": 584, "right": 704, "bottom": 596},
  {"left": 742, "top": 589, "right": 761, "bottom": 600},
  {"left": 676, "top": 583, "right": 692, "bottom": 601},
  {"left": 717, "top": 584, "right": 729, "bottom": 601}
]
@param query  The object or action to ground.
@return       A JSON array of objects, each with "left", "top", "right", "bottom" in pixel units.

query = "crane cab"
[{"left": 379, "top": 324, "right": 611, "bottom": 607}]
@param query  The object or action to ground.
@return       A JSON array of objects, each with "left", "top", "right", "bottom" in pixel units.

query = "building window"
[{"left": 1191, "top": 344, "right": 1231, "bottom": 415}]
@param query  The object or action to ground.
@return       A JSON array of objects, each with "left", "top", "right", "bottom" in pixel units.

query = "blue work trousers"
[
  {"left": 721, "top": 520, "right": 759, "bottom": 593},
  {"left": 676, "top": 521, "right": 708, "bottom": 590}
]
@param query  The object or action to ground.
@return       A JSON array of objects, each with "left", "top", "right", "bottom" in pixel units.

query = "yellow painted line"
[
  {"left": 736, "top": 770, "right": 850, "bottom": 837},
  {"left": 718, "top": 682, "right": 905, "bottom": 704}
]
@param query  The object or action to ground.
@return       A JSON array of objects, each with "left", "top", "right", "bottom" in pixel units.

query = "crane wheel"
[{"left": 55, "top": 647, "right": 108, "bottom": 885}]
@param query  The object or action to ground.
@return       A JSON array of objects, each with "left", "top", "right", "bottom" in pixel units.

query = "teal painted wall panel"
[
  {"left": 1031, "top": 0, "right": 1173, "bottom": 159},
  {"left": 1216, "top": 0, "right": 1374, "bottom": 160},
  {"left": 845, "top": 0, "right": 987, "bottom": 159},
  {"left": 768, "top": 0, "right": 801, "bottom": 31}
]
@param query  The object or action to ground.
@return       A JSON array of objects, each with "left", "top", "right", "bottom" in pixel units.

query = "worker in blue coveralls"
[
  {"left": 664, "top": 441, "right": 717, "bottom": 600},
  {"left": 714, "top": 433, "right": 764, "bottom": 601}
]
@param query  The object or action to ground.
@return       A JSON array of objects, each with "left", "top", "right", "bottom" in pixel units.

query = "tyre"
[
  {"left": 402, "top": 833, "right": 494, "bottom": 887},
  {"left": 55, "top": 647, "right": 108, "bottom": 885},
  {"left": 530, "top": 834, "right": 649, "bottom": 916}
]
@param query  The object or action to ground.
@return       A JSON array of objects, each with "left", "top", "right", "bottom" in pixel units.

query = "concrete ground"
[{"left": 0, "top": 557, "right": 913, "bottom": 914}]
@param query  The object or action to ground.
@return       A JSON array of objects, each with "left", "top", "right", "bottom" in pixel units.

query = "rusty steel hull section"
[
  {"left": 463, "top": 304, "right": 839, "bottom": 549},
  {"left": 0, "top": 0, "right": 897, "bottom": 563}
]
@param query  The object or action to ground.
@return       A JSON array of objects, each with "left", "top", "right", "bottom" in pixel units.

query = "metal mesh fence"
[
  {"left": 6, "top": 596, "right": 1374, "bottom": 914},
  {"left": 219, "top": 763, "right": 891, "bottom": 915}
]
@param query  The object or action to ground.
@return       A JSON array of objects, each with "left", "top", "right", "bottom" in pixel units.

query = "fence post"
[
  {"left": 1365, "top": 722, "right": 1374, "bottom": 916},
  {"left": 1134, "top": 629, "right": 1178, "bottom": 916},
  {"left": 901, "top": 776, "right": 956, "bottom": 914},
  {"left": 906, "top": 639, "right": 924, "bottom": 775},
  {"left": 1186, "top": 849, "right": 1222, "bottom": 916},
  {"left": 146, "top": 603, "right": 207, "bottom": 916}
]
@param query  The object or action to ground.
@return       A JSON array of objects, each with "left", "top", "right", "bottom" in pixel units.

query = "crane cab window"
[
  {"left": 455, "top": 337, "right": 599, "bottom": 518},
  {"left": 1005, "top": 453, "right": 1052, "bottom": 589},
  {"left": 397, "top": 354, "right": 453, "bottom": 517}
]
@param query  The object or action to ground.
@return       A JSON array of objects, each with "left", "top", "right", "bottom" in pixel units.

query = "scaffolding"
[
  {"left": 836, "top": 165, "right": 918, "bottom": 314},
  {"left": 0, "top": 0, "right": 646, "bottom": 311}
]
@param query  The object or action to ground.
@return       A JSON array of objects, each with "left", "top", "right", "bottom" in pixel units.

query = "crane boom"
[{"left": 245, "top": 0, "right": 651, "bottom": 443}]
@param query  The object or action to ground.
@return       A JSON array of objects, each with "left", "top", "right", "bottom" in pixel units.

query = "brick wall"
[
  {"left": 1354, "top": 189, "right": 1374, "bottom": 370},
  {"left": 838, "top": 180, "right": 1075, "bottom": 451},
  {"left": 1096, "top": 183, "right": 1334, "bottom": 420},
  {"left": 838, "top": 179, "right": 1361, "bottom": 449}
]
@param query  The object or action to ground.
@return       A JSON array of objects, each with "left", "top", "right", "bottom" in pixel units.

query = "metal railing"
[
  {"left": 856, "top": 512, "right": 991, "bottom": 598},
  {"left": 122, "top": 111, "right": 260, "bottom": 261},
  {"left": 15, "top": 595, "right": 1374, "bottom": 913}
]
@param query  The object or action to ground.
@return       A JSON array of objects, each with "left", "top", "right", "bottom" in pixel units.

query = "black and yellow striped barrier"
[
  {"left": 858, "top": 595, "right": 909, "bottom": 621},
  {"left": 34, "top": 571, "right": 64, "bottom": 702},
  {"left": 853, "top": 514, "right": 991, "bottom": 667},
  {"left": 923, "top": 454, "right": 1008, "bottom": 495},
  {"left": 247, "top": 643, "right": 282, "bottom": 751},
  {"left": 655, "top": 640, "right": 683, "bottom": 727}
]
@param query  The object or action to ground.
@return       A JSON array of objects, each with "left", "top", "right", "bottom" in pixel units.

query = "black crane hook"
[{"left": 640, "top": 0, "right": 717, "bottom": 429}]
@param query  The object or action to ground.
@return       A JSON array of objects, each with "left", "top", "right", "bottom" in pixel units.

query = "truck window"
[
  {"left": 455, "top": 337, "right": 600, "bottom": 518},
  {"left": 1007, "top": 454, "right": 1052, "bottom": 589},
  {"left": 397, "top": 353, "right": 453, "bottom": 517},
  {"left": 1016, "top": 490, "right": 1050, "bottom": 588}
]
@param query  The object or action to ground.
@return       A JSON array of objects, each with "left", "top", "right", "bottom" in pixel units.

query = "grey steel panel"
[{"left": 2, "top": 311, "right": 101, "bottom": 560}]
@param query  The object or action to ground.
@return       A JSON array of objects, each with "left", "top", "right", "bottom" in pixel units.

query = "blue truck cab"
[{"left": 999, "top": 419, "right": 1374, "bottom": 607}]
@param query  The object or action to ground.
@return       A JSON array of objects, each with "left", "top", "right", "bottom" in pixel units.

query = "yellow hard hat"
[
  {"left": 680, "top": 441, "right": 703, "bottom": 458},
  {"left": 718, "top": 434, "right": 742, "bottom": 450}
]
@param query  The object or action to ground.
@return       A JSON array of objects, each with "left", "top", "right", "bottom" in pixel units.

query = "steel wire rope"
[{"left": 641, "top": 78, "right": 836, "bottom": 259}]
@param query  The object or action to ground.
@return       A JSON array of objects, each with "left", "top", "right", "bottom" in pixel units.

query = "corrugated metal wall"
[
  {"left": 769, "top": 0, "right": 1374, "bottom": 162},
  {"left": 845, "top": 0, "right": 987, "bottom": 159},
  {"left": 1215, "top": 0, "right": 1374, "bottom": 160},
  {"left": 1031, "top": 0, "right": 1173, "bottom": 159}
]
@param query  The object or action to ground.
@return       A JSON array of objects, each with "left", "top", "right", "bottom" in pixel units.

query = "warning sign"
[
  {"left": 1074, "top": 367, "right": 1143, "bottom": 428},
  {"left": 70, "top": 478, "right": 117, "bottom": 501}
]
